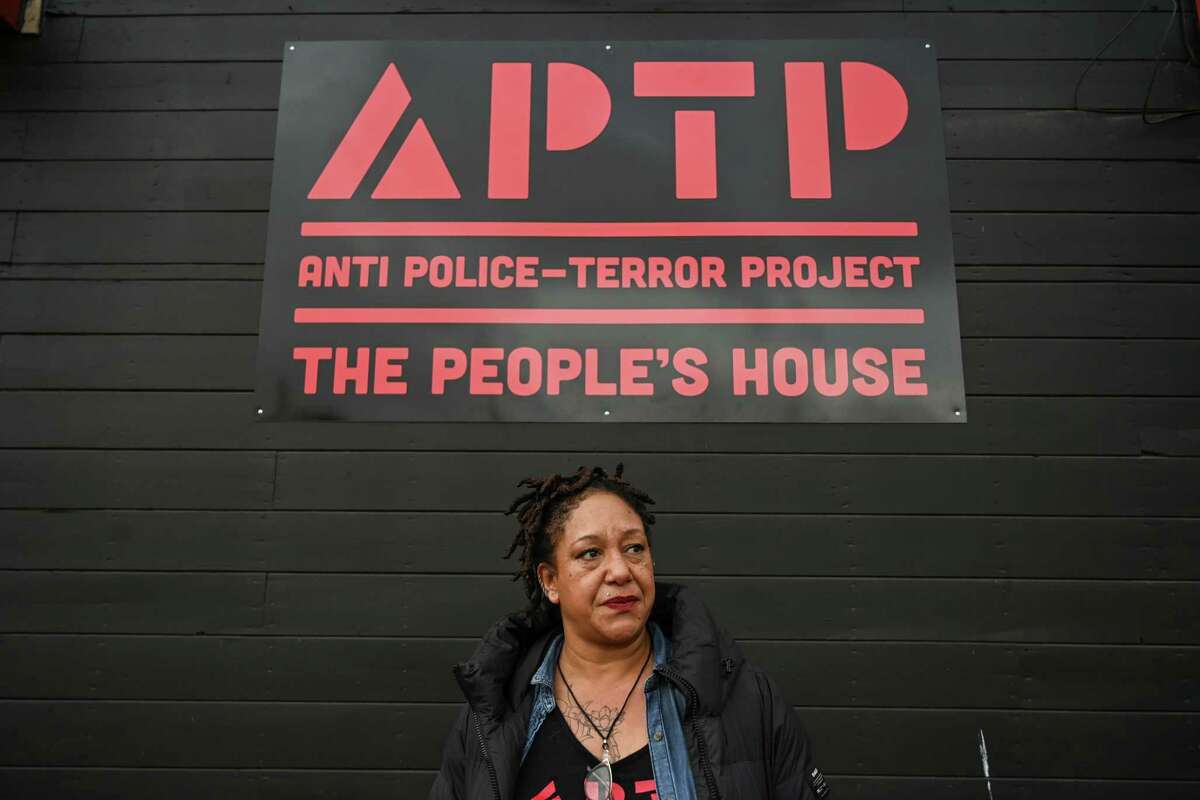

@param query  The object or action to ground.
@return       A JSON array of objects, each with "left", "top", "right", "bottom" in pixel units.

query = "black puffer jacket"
[{"left": 428, "top": 582, "right": 826, "bottom": 799}]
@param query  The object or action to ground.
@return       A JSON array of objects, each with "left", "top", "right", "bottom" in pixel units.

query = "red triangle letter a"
[
  {"left": 308, "top": 64, "right": 460, "bottom": 200},
  {"left": 372, "top": 119, "right": 460, "bottom": 199}
]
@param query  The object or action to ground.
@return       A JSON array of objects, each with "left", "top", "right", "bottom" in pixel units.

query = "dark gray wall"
[{"left": 2, "top": 1, "right": 1199, "bottom": 798}]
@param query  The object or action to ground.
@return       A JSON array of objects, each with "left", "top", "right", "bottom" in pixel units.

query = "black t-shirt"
[{"left": 515, "top": 706, "right": 657, "bottom": 800}]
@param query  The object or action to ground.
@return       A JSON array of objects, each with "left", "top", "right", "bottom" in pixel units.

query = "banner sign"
[{"left": 255, "top": 40, "right": 966, "bottom": 422}]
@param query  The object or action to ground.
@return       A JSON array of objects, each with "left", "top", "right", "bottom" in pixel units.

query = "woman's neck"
[{"left": 557, "top": 626, "right": 653, "bottom": 687}]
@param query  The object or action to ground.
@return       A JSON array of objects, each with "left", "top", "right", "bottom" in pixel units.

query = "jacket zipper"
[
  {"left": 470, "top": 709, "right": 501, "bottom": 800},
  {"left": 654, "top": 665, "right": 722, "bottom": 800}
]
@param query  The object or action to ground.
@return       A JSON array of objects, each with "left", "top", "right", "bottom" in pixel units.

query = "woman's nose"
[{"left": 604, "top": 550, "right": 633, "bottom": 581}]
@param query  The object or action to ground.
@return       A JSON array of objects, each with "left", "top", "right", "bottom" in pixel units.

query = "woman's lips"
[{"left": 603, "top": 597, "right": 638, "bottom": 611}]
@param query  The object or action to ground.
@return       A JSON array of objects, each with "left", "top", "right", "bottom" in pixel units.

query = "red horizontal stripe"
[
  {"left": 299, "top": 221, "right": 918, "bottom": 238},
  {"left": 634, "top": 61, "right": 756, "bottom": 97},
  {"left": 293, "top": 307, "right": 925, "bottom": 325}
]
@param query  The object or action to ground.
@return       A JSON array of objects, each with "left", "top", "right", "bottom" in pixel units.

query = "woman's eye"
[
  {"left": 626, "top": 543, "right": 645, "bottom": 553},
  {"left": 579, "top": 548, "right": 601, "bottom": 559}
]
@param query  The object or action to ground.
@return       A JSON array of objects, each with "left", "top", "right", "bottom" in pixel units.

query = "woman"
[{"left": 429, "top": 464, "right": 828, "bottom": 800}]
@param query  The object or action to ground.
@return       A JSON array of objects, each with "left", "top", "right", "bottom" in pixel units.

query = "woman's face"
[{"left": 538, "top": 490, "right": 655, "bottom": 647}]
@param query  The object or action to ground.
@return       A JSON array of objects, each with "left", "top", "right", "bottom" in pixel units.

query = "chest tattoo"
[{"left": 558, "top": 699, "right": 630, "bottom": 760}]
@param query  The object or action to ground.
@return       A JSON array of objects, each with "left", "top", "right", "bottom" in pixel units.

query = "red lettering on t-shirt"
[{"left": 634, "top": 779, "right": 659, "bottom": 799}]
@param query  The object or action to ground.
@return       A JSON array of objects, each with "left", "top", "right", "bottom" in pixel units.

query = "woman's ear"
[{"left": 537, "top": 562, "right": 560, "bottom": 605}]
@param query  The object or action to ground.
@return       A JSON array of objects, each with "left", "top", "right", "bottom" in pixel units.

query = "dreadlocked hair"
[{"left": 503, "top": 463, "right": 657, "bottom": 626}]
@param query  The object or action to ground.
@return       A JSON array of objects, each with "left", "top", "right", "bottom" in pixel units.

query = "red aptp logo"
[{"left": 309, "top": 59, "right": 909, "bottom": 202}]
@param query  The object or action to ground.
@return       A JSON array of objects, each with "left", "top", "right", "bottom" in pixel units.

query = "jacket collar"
[
  {"left": 653, "top": 581, "right": 744, "bottom": 716},
  {"left": 452, "top": 582, "right": 744, "bottom": 722}
]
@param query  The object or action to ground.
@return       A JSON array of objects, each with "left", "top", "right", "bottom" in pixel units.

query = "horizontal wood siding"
[{"left": 1, "top": 2, "right": 1197, "bottom": 798}]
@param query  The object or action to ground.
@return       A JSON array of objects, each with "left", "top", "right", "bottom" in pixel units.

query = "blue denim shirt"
[{"left": 521, "top": 621, "right": 698, "bottom": 800}]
